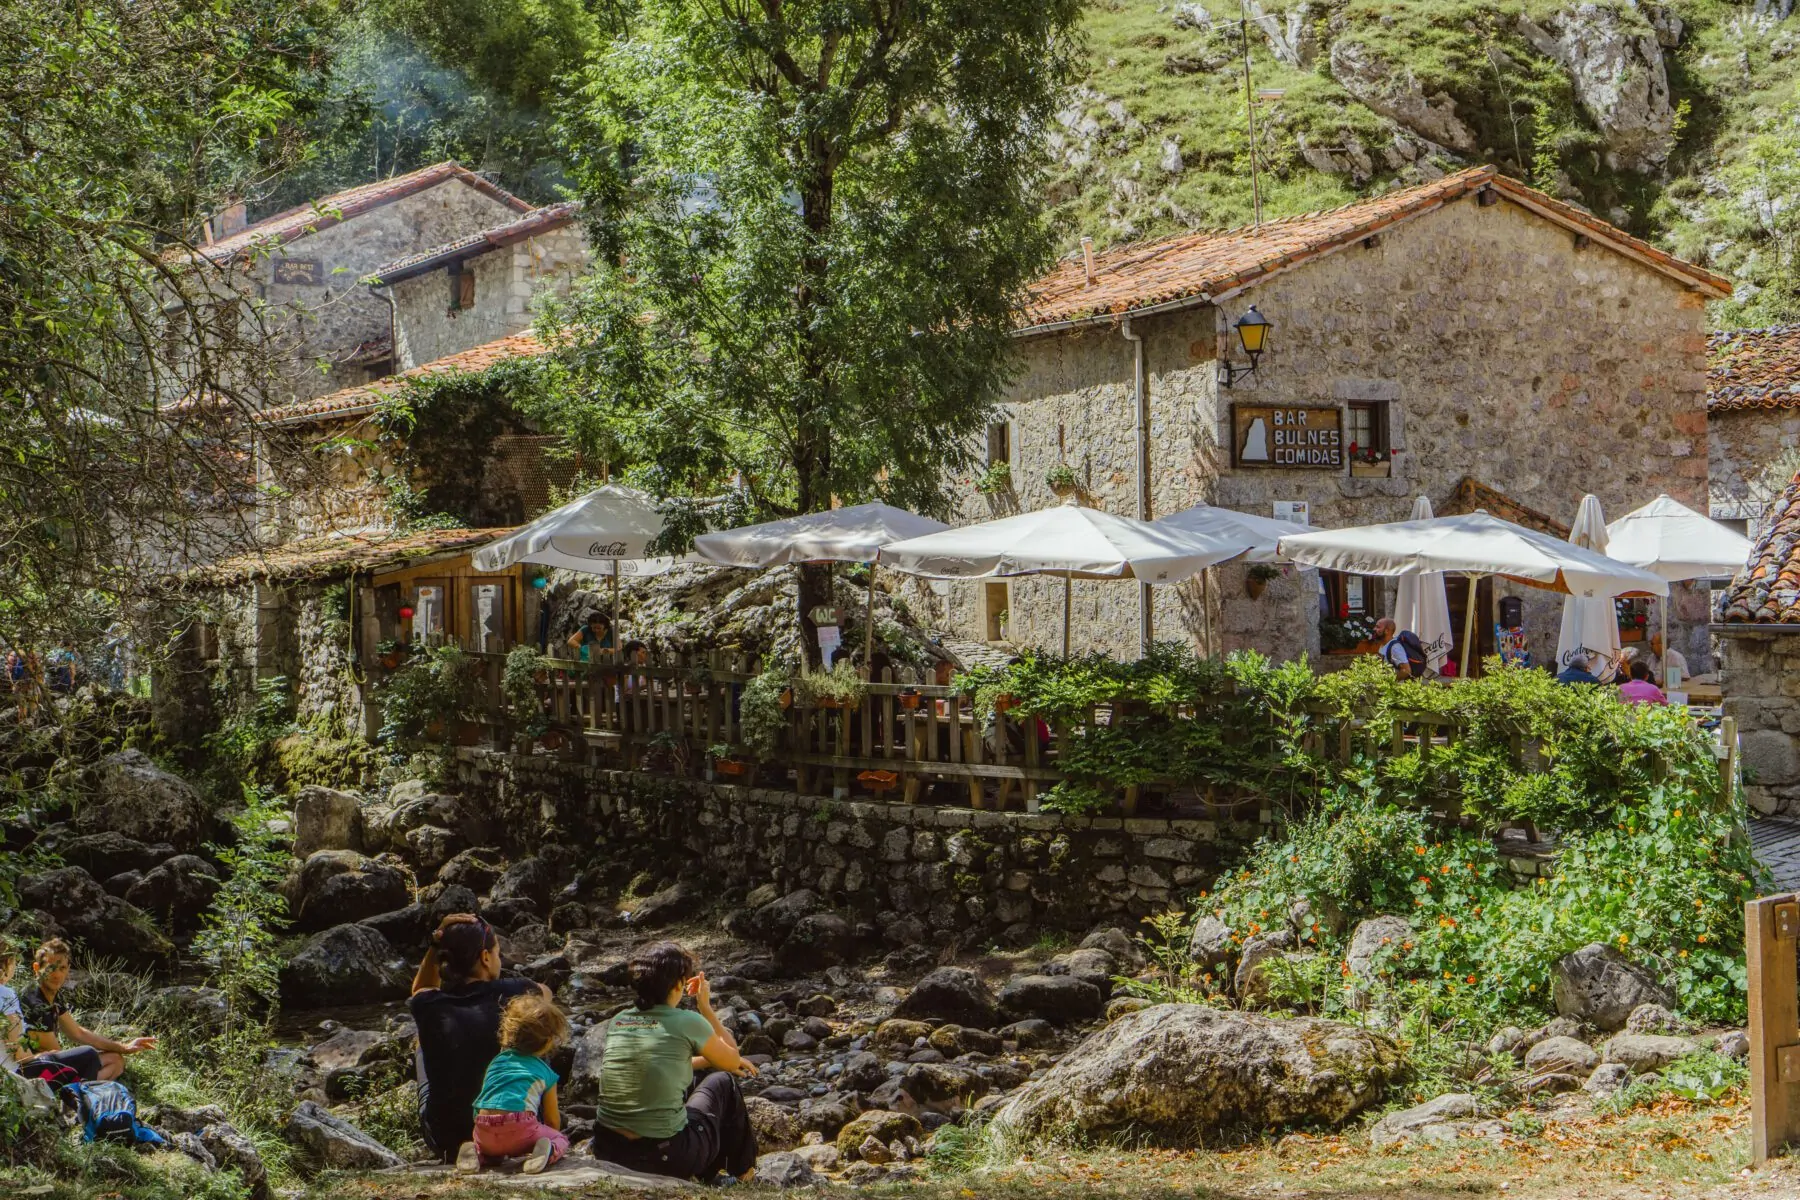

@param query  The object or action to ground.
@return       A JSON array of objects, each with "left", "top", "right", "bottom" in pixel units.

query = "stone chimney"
[{"left": 212, "top": 201, "right": 249, "bottom": 242}]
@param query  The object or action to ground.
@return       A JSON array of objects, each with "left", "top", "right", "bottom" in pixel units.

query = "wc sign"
[{"left": 1231, "top": 404, "right": 1343, "bottom": 469}]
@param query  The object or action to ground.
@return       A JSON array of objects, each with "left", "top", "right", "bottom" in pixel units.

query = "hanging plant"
[
  {"left": 1045, "top": 462, "right": 1080, "bottom": 496},
  {"left": 975, "top": 460, "right": 1013, "bottom": 495}
]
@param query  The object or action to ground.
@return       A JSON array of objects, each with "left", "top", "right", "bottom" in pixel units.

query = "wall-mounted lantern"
[{"left": 1219, "top": 306, "right": 1271, "bottom": 388}]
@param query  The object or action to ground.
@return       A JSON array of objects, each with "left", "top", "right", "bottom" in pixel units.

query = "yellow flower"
[{"left": 1678, "top": 949, "right": 1689, "bottom": 959}]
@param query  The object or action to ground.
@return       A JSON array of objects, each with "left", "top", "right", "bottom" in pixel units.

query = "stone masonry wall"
[
  {"left": 452, "top": 750, "right": 1261, "bottom": 935},
  {"left": 1718, "top": 627, "right": 1800, "bottom": 815},
  {"left": 392, "top": 224, "right": 588, "bottom": 370},
  {"left": 1710, "top": 406, "right": 1798, "bottom": 533},
  {"left": 934, "top": 191, "right": 1715, "bottom": 673}
]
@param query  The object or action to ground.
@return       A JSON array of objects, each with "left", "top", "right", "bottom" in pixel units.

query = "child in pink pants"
[{"left": 458, "top": 993, "right": 570, "bottom": 1175}]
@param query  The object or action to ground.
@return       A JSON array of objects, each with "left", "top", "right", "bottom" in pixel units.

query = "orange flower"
[
  {"left": 1439, "top": 865, "right": 1451, "bottom": 875},
  {"left": 1402, "top": 941, "right": 1414, "bottom": 950},
  {"left": 1414, "top": 846, "right": 1427, "bottom": 855},
  {"left": 1438, "top": 916, "right": 1456, "bottom": 929},
  {"left": 1418, "top": 876, "right": 1430, "bottom": 884},
  {"left": 1289, "top": 855, "right": 1298, "bottom": 864},
  {"left": 1340, "top": 962, "right": 1352, "bottom": 977},
  {"left": 1311, "top": 923, "right": 1320, "bottom": 934},
  {"left": 1697, "top": 934, "right": 1707, "bottom": 943},
  {"left": 1466, "top": 975, "right": 1477, "bottom": 985}
]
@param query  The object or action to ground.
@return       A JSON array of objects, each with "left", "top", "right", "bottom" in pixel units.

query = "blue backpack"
[{"left": 63, "top": 1080, "right": 165, "bottom": 1147}]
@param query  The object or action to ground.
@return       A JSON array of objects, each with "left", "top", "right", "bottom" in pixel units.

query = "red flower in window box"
[{"left": 1339, "top": 602, "right": 1350, "bottom": 618}]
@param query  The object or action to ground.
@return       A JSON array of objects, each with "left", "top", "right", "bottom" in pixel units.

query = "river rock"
[
  {"left": 1625, "top": 1003, "right": 1687, "bottom": 1035},
  {"left": 894, "top": 967, "right": 999, "bottom": 1027},
  {"left": 1719, "top": 1030, "right": 1751, "bottom": 1060},
  {"left": 1080, "top": 926, "right": 1142, "bottom": 969},
  {"left": 1232, "top": 929, "right": 1296, "bottom": 1006},
  {"left": 490, "top": 855, "right": 560, "bottom": 909},
  {"left": 1602, "top": 1033, "right": 1694, "bottom": 1074},
  {"left": 902, "top": 1062, "right": 991, "bottom": 1113},
  {"left": 364, "top": 789, "right": 461, "bottom": 855},
  {"left": 994, "top": 1004, "right": 1402, "bottom": 1144},
  {"left": 404, "top": 825, "right": 461, "bottom": 873},
  {"left": 742, "top": 889, "right": 823, "bottom": 945},
  {"left": 835, "top": 1110, "right": 923, "bottom": 1159},
  {"left": 777, "top": 912, "right": 855, "bottom": 972},
  {"left": 1188, "top": 915, "right": 1234, "bottom": 972},
  {"left": 287, "top": 851, "right": 410, "bottom": 933},
  {"left": 17, "top": 866, "right": 174, "bottom": 967},
  {"left": 1552, "top": 943, "right": 1674, "bottom": 1031},
  {"left": 928, "top": 1025, "right": 1003, "bottom": 1057},
  {"left": 435, "top": 847, "right": 504, "bottom": 893},
  {"left": 1523, "top": 1035, "right": 1600, "bottom": 1077},
  {"left": 1584, "top": 1062, "right": 1633, "bottom": 1097},
  {"left": 76, "top": 750, "right": 212, "bottom": 852},
  {"left": 61, "top": 831, "right": 175, "bottom": 879},
  {"left": 292, "top": 786, "right": 364, "bottom": 859},
  {"left": 756, "top": 1150, "right": 820, "bottom": 1188},
  {"left": 629, "top": 880, "right": 700, "bottom": 928},
  {"left": 283, "top": 1099, "right": 404, "bottom": 1170},
  {"left": 280, "top": 923, "right": 410, "bottom": 1008},
  {"left": 746, "top": 1095, "right": 802, "bottom": 1151},
  {"left": 841, "top": 1050, "right": 889, "bottom": 1093},
  {"left": 1369, "top": 1092, "right": 1478, "bottom": 1148},
  {"left": 998, "top": 975, "right": 1104, "bottom": 1025},
  {"left": 125, "top": 854, "right": 219, "bottom": 931},
  {"left": 999, "top": 1019, "right": 1056, "bottom": 1050},
  {"left": 1057, "top": 948, "right": 1117, "bottom": 998}
]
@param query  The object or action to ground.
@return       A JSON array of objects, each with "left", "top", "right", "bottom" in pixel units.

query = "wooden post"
[{"left": 1749, "top": 892, "right": 1800, "bottom": 1165}]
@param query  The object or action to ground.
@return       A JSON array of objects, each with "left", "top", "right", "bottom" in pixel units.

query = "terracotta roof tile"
[
  {"left": 1720, "top": 476, "right": 1800, "bottom": 623},
  {"left": 1708, "top": 325, "right": 1800, "bottom": 412},
  {"left": 185, "top": 526, "right": 513, "bottom": 586},
  {"left": 256, "top": 331, "right": 549, "bottom": 426},
  {"left": 179, "top": 162, "right": 533, "bottom": 264},
  {"left": 370, "top": 201, "right": 581, "bottom": 285},
  {"left": 1022, "top": 166, "right": 1730, "bottom": 329}
]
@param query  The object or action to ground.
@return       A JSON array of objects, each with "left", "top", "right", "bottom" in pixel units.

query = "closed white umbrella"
[
  {"left": 1393, "top": 496, "right": 1454, "bottom": 671},
  {"left": 472, "top": 485, "right": 677, "bottom": 656},
  {"left": 694, "top": 503, "right": 950, "bottom": 668},
  {"left": 1605, "top": 493, "right": 1754, "bottom": 677},
  {"left": 1277, "top": 511, "right": 1668, "bottom": 678},
  {"left": 1155, "top": 503, "right": 1310, "bottom": 563},
  {"left": 879, "top": 498, "right": 1251, "bottom": 654},
  {"left": 1556, "top": 495, "right": 1621, "bottom": 678}
]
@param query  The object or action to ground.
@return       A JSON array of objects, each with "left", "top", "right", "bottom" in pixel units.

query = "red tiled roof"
[
  {"left": 1708, "top": 325, "right": 1800, "bottom": 412},
  {"left": 1720, "top": 476, "right": 1800, "bottom": 623},
  {"left": 370, "top": 201, "right": 581, "bottom": 285},
  {"left": 1021, "top": 166, "right": 1731, "bottom": 330},
  {"left": 179, "top": 163, "right": 533, "bottom": 264},
  {"left": 185, "top": 526, "right": 514, "bottom": 586},
  {"left": 256, "top": 332, "right": 549, "bottom": 426}
]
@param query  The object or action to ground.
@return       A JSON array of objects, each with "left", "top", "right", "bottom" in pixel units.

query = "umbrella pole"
[
  {"left": 1660, "top": 592, "right": 1669, "bottom": 685},
  {"left": 611, "top": 569, "right": 621, "bottom": 665},
  {"left": 1458, "top": 574, "right": 1479, "bottom": 679},
  {"left": 1063, "top": 571, "right": 1072, "bottom": 658},
  {"left": 864, "top": 565, "right": 876, "bottom": 678}
]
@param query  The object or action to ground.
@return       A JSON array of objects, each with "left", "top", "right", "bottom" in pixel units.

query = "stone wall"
[
  {"left": 452, "top": 750, "right": 1262, "bottom": 935},
  {"left": 392, "top": 224, "right": 588, "bottom": 370},
  {"left": 1717, "top": 626, "right": 1800, "bottom": 815},
  {"left": 1709, "top": 406, "right": 1798, "bottom": 533},
  {"left": 932, "top": 190, "right": 1715, "bottom": 672}
]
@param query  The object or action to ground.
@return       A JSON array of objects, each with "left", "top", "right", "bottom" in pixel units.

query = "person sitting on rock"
[
  {"left": 591, "top": 941, "right": 759, "bottom": 1183},
  {"left": 409, "top": 914, "right": 548, "bottom": 1162},
  {"left": 18, "top": 938, "right": 156, "bottom": 1081},
  {"left": 1, "top": 940, "right": 27, "bottom": 1071},
  {"left": 459, "top": 992, "right": 571, "bottom": 1176}
]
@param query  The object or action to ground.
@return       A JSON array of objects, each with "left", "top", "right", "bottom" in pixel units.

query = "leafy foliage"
[
  {"left": 194, "top": 787, "right": 291, "bottom": 1040},
  {"left": 377, "top": 644, "right": 486, "bottom": 748},
  {"left": 738, "top": 667, "right": 792, "bottom": 761}
]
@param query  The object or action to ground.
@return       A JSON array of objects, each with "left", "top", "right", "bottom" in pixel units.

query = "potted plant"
[
  {"left": 794, "top": 661, "right": 868, "bottom": 710},
  {"left": 858, "top": 769, "right": 900, "bottom": 795},
  {"left": 897, "top": 687, "right": 922, "bottom": 710},
  {"left": 1045, "top": 462, "right": 1080, "bottom": 497},
  {"left": 738, "top": 668, "right": 790, "bottom": 761},
  {"left": 376, "top": 638, "right": 405, "bottom": 670},
  {"left": 377, "top": 644, "right": 486, "bottom": 750},
  {"left": 1245, "top": 562, "right": 1281, "bottom": 599},
  {"left": 1349, "top": 444, "right": 1392, "bottom": 478},
  {"left": 975, "top": 459, "right": 1013, "bottom": 496},
  {"left": 708, "top": 743, "right": 750, "bottom": 779}
]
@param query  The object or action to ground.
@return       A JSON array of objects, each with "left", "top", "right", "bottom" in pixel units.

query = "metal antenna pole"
[{"left": 1241, "top": 7, "right": 1262, "bottom": 231}]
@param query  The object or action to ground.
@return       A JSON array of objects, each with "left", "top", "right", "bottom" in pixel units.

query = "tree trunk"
[
  {"left": 793, "top": 164, "right": 836, "bottom": 671},
  {"left": 796, "top": 562, "right": 832, "bottom": 670}
]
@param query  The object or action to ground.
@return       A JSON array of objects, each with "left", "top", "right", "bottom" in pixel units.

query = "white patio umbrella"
[
  {"left": 1393, "top": 496, "right": 1454, "bottom": 672},
  {"left": 1276, "top": 511, "right": 1668, "bottom": 678},
  {"left": 1155, "top": 502, "right": 1311, "bottom": 563},
  {"left": 1606, "top": 494, "right": 1755, "bottom": 672},
  {"left": 878, "top": 498, "right": 1251, "bottom": 655},
  {"left": 1555, "top": 495, "right": 1622, "bottom": 678},
  {"left": 693, "top": 503, "right": 950, "bottom": 667},
  {"left": 472, "top": 485, "right": 677, "bottom": 654}
]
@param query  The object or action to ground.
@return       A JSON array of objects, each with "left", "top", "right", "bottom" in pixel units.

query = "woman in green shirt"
[{"left": 591, "top": 941, "right": 759, "bottom": 1182}]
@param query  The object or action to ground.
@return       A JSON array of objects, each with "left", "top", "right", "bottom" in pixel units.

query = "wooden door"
[{"left": 1444, "top": 576, "right": 1496, "bottom": 677}]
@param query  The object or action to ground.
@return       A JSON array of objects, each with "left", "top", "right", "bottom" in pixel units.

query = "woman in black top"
[{"left": 409, "top": 915, "right": 548, "bottom": 1161}]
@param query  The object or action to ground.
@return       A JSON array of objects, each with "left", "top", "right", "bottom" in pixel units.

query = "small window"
[
  {"left": 1319, "top": 569, "right": 1381, "bottom": 653},
  {"left": 985, "top": 581, "right": 1011, "bottom": 642},
  {"left": 450, "top": 266, "right": 475, "bottom": 311},
  {"left": 412, "top": 583, "right": 447, "bottom": 641},
  {"left": 470, "top": 583, "right": 507, "bottom": 653},
  {"left": 985, "top": 422, "right": 1011, "bottom": 467},
  {"left": 1345, "top": 401, "right": 1389, "bottom": 459},
  {"left": 1714, "top": 517, "right": 1749, "bottom": 538}
]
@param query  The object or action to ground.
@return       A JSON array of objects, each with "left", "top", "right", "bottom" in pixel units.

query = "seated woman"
[
  {"left": 566, "top": 612, "right": 614, "bottom": 662},
  {"left": 19, "top": 938, "right": 156, "bottom": 1080},
  {"left": 409, "top": 914, "right": 549, "bottom": 1163},
  {"left": 592, "top": 942, "right": 759, "bottom": 1183}
]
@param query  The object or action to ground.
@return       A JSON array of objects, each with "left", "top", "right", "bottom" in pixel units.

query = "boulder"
[
  {"left": 894, "top": 967, "right": 999, "bottom": 1028},
  {"left": 199, "top": 1120, "right": 270, "bottom": 1198},
  {"left": 61, "top": 831, "right": 175, "bottom": 879},
  {"left": 1584, "top": 1062, "right": 1633, "bottom": 1097},
  {"left": 901, "top": 1062, "right": 990, "bottom": 1113},
  {"left": 1079, "top": 927, "right": 1143, "bottom": 969},
  {"left": 76, "top": 750, "right": 211, "bottom": 852},
  {"left": 1523, "top": 1035, "right": 1600, "bottom": 1077},
  {"left": 1344, "top": 916, "right": 1410, "bottom": 984},
  {"left": 1719, "top": 1030, "right": 1751, "bottom": 1060},
  {"left": 1368, "top": 1092, "right": 1479, "bottom": 1148},
  {"left": 1602, "top": 1033, "right": 1694, "bottom": 1074},
  {"left": 835, "top": 1110, "right": 923, "bottom": 1159},
  {"left": 1188, "top": 915, "right": 1234, "bottom": 972},
  {"left": 1624, "top": 1003, "right": 1687, "bottom": 1035},
  {"left": 279, "top": 924, "right": 410, "bottom": 1009},
  {"left": 994, "top": 1004, "right": 1402, "bottom": 1144},
  {"left": 756, "top": 1150, "right": 821, "bottom": 1189},
  {"left": 1516, "top": 3, "right": 1675, "bottom": 172},
  {"left": 998, "top": 975, "right": 1104, "bottom": 1025},
  {"left": 17, "top": 866, "right": 173, "bottom": 967},
  {"left": 746, "top": 1096, "right": 802, "bottom": 1151},
  {"left": 1232, "top": 929, "right": 1296, "bottom": 1006},
  {"left": 1058, "top": 947, "right": 1117, "bottom": 998},
  {"left": 567, "top": 1023, "right": 609, "bottom": 1103},
  {"left": 1552, "top": 944, "right": 1674, "bottom": 1032},
  {"left": 435, "top": 847, "right": 505, "bottom": 893},
  {"left": 125, "top": 855, "right": 219, "bottom": 932},
  {"left": 283, "top": 1099, "right": 404, "bottom": 1170},
  {"left": 1487, "top": 1026, "right": 1527, "bottom": 1058},
  {"left": 629, "top": 881, "right": 700, "bottom": 929},
  {"left": 102, "top": 871, "right": 142, "bottom": 899},
  {"left": 490, "top": 856, "right": 560, "bottom": 909},
  {"left": 144, "top": 985, "right": 231, "bottom": 1035},
  {"left": 403, "top": 825, "right": 461, "bottom": 873},
  {"left": 287, "top": 851, "right": 410, "bottom": 933},
  {"left": 291, "top": 786, "right": 364, "bottom": 859},
  {"left": 777, "top": 912, "right": 855, "bottom": 972},
  {"left": 743, "top": 889, "right": 823, "bottom": 945},
  {"left": 364, "top": 789, "right": 461, "bottom": 855},
  {"left": 1328, "top": 40, "right": 1478, "bottom": 154}
]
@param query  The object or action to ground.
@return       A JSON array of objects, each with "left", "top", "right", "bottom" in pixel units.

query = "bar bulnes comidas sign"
[{"left": 1231, "top": 404, "right": 1343, "bottom": 469}]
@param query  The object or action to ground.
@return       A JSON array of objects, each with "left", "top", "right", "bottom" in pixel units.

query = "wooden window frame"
[{"left": 1345, "top": 401, "right": 1390, "bottom": 459}]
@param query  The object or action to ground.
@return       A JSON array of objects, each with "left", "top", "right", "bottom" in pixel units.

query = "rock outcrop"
[
  {"left": 283, "top": 1100, "right": 404, "bottom": 1170},
  {"left": 1517, "top": 4, "right": 1676, "bottom": 172},
  {"left": 279, "top": 924, "right": 410, "bottom": 1008},
  {"left": 77, "top": 750, "right": 211, "bottom": 852},
  {"left": 1552, "top": 943, "right": 1675, "bottom": 1031}
]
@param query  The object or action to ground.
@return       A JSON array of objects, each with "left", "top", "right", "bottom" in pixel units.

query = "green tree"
[{"left": 535, "top": 0, "right": 1083, "bottom": 663}]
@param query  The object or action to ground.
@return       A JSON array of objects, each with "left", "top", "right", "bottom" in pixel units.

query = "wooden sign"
[
  {"left": 1232, "top": 404, "right": 1343, "bottom": 469},
  {"left": 273, "top": 258, "right": 324, "bottom": 286}
]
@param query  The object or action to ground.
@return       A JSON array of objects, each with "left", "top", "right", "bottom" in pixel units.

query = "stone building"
[
  {"left": 1707, "top": 324, "right": 1800, "bottom": 537},
  {"left": 1715, "top": 475, "right": 1800, "bottom": 814},
  {"left": 930, "top": 166, "right": 1729, "bottom": 674},
  {"left": 175, "top": 162, "right": 537, "bottom": 404}
]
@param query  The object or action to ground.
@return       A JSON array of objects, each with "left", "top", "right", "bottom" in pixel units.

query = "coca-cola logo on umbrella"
[{"left": 587, "top": 541, "right": 630, "bottom": 557}]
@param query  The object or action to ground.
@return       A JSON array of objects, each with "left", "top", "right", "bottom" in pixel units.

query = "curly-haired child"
[{"left": 459, "top": 992, "right": 570, "bottom": 1175}]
